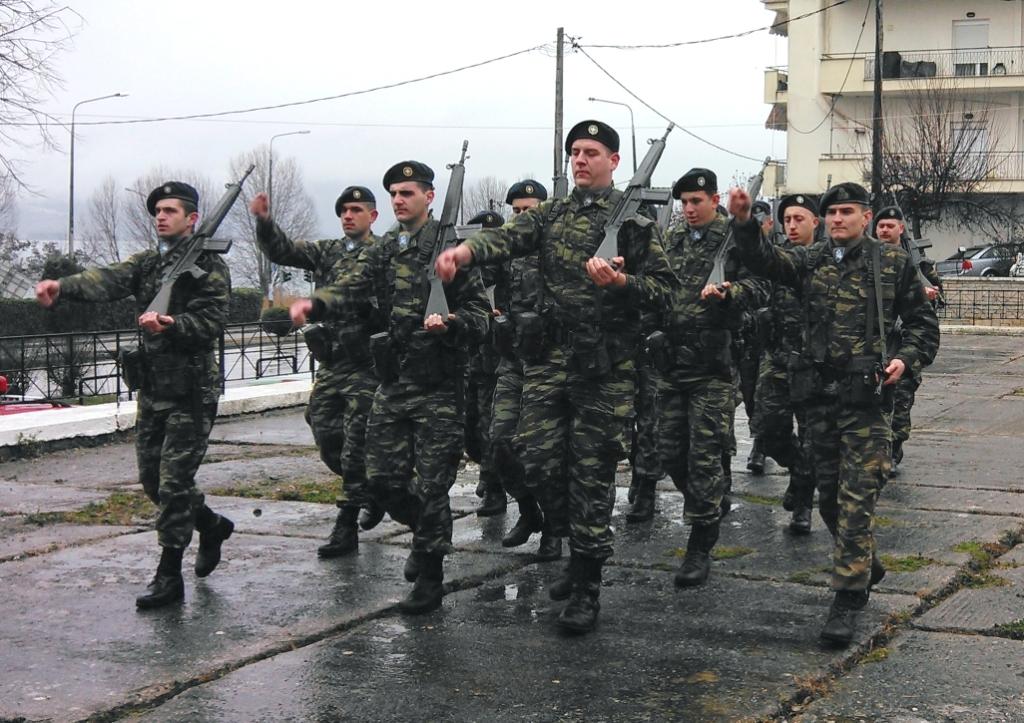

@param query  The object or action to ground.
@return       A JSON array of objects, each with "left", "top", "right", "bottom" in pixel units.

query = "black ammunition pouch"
[
  {"left": 302, "top": 324, "right": 334, "bottom": 364},
  {"left": 399, "top": 329, "right": 446, "bottom": 385},
  {"left": 370, "top": 331, "right": 400, "bottom": 383},
  {"left": 839, "top": 354, "right": 891, "bottom": 409},
  {"left": 645, "top": 330, "right": 672, "bottom": 373},
  {"left": 117, "top": 346, "right": 145, "bottom": 393},
  {"left": 335, "top": 326, "right": 371, "bottom": 364},
  {"left": 145, "top": 351, "right": 198, "bottom": 401},
  {"left": 787, "top": 352, "right": 820, "bottom": 404},
  {"left": 570, "top": 326, "right": 611, "bottom": 380},
  {"left": 492, "top": 314, "right": 516, "bottom": 359},
  {"left": 697, "top": 328, "right": 733, "bottom": 374},
  {"left": 514, "top": 311, "right": 546, "bottom": 364}
]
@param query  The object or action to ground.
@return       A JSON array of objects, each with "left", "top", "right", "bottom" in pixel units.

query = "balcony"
[
  {"left": 764, "top": 66, "right": 788, "bottom": 105},
  {"left": 819, "top": 151, "right": 1024, "bottom": 193},
  {"left": 820, "top": 47, "right": 1024, "bottom": 95}
]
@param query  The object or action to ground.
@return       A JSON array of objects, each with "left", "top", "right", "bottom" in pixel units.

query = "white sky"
[{"left": 15, "top": 0, "right": 787, "bottom": 240}]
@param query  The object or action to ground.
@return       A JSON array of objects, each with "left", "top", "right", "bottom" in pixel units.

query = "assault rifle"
[
  {"left": 593, "top": 123, "right": 675, "bottom": 261},
  {"left": 146, "top": 164, "right": 255, "bottom": 314},
  {"left": 705, "top": 156, "right": 770, "bottom": 288},
  {"left": 424, "top": 141, "right": 469, "bottom": 319},
  {"left": 889, "top": 199, "right": 942, "bottom": 304}
]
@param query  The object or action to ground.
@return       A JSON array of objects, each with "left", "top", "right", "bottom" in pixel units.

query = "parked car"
[{"left": 936, "top": 243, "right": 1024, "bottom": 277}]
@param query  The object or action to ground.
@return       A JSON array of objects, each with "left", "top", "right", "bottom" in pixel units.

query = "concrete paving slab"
[
  {"left": 0, "top": 515, "right": 138, "bottom": 562},
  {"left": 1001, "top": 543, "right": 1024, "bottom": 566},
  {"left": 0, "top": 532, "right": 519, "bottom": 723},
  {"left": 206, "top": 496, "right": 408, "bottom": 542},
  {"left": 0, "top": 479, "right": 109, "bottom": 515},
  {"left": 135, "top": 565, "right": 917, "bottom": 723},
  {"left": 798, "top": 631, "right": 1024, "bottom": 722},
  {"left": 0, "top": 442, "right": 138, "bottom": 488},
  {"left": 195, "top": 454, "right": 336, "bottom": 492},
  {"left": 915, "top": 566, "right": 1024, "bottom": 634},
  {"left": 209, "top": 409, "right": 316, "bottom": 446}
]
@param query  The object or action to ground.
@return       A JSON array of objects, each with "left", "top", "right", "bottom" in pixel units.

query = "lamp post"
[
  {"left": 587, "top": 97, "right": 637, "bottom": 173},
  {"left": 264, "top": 131, "right": 311, "bottom": 300},
  {"left": 68, "top": 93, "right": 127, "bottom": 255}
]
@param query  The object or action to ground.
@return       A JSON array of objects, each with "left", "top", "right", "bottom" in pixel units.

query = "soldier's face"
[
  {"left": 679, "top": 191, "right": 719, "bottom": 227},
  {"left": 784, "top": 208, "right": 818, "bottom": 245},
  {"left": 571, "top": 140, "right": 619, "bottom": 189},
  {"left": 388, "top": 182, "right": 434, "bottom": 225},
  {"left": 825, "top": 204, "right": 871, "bottom": 243},
  {"left": 340, "top": 202, "right": 377, "bottom": 239},
  {"left": 154, "top": 200, "right": 198, "bottom": 240},
  {"left": 511, "top": 198, "right": 541, "bottom": 215},
  {"left": 875, "top": 219, "right": 904, "bottom": 244}
]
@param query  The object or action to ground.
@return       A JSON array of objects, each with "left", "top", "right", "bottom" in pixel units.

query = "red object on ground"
[{"left": 0, "top": 402, "right": 67, "bottom": 415}]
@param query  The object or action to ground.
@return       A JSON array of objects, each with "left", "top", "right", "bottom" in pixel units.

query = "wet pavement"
[{"left": 1, "top": 332, "right": 1023, "bottom": 722}]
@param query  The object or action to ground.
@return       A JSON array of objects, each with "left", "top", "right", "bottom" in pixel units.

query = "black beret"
[
  {"left": 752, "top": 200, "right": 772, "bottom": 217},
  {"left": 672, "top": 168, "right": 718, "bottom": 198},
  {"left": 564, "top": 119, "right": 620, "bottom": 154},
  {"left": 875, "top": 205, "right": 904, "bottom": 222},
  {"left": 467, "top": 210, "right": 503, "bottom": 229},
  {"left": 505, "top": 179, "right": 548, "bottom": 205},
  {"left": 776, "top": 193, "right": 820, "bottom": 224},
  {"left": 334, "top": 186, "right": 376, "bottom": 216},
  {"left": 382, "top": 160, "right": 435, "bottom": 190},
  {"left": 146, "top": 181, "right": 199, "bottom": 217},
  {"left": 819, "top": 182, "right": 870, "bottom": 211}
]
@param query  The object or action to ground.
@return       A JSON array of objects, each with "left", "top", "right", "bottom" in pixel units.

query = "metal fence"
[
  {"left": 0, "top": 321, "right": 316, "bottom": 404},
  {"left": 864, "top": 46, "right": 1024, "bottom": 81},
  {"left": 937, "top": 284, "right": 1024, "bottom": 326}
]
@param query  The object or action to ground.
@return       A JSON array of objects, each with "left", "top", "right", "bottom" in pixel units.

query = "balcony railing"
[
  {"left": 862, "top": 46, "right": 1024, "bottom": 81},
  {"left": 821, "top": 151, "right": 1024, "bottom": 182}
]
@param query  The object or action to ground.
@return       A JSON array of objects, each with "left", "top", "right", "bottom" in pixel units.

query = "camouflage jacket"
[
  {"left": 310, "top": 217, "right": 490, "bottom": 381},
  {"left": 462, "top": 186, "right": 677, "bottom": 347},
  {"left": 734, "top": 219, "right": 939, "bottom": 381},
  {"left": 59, "top": 246, "right": 230, "bottom": 404},
  {"left": 762, "top": 238, "right": 808, "bottom": 360},
  {"left": 256, "top": 217, "right": 382, "bottom": 369}
]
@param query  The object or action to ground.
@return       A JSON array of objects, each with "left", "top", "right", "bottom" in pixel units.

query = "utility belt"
[
  {"left": 788, "top": 353, "right": 893, "bottom": 408},
  {"left": 117, "top": 345, "right": 209, "bottom": 402},
  {"left": 301, "top": 323, "right": 372, "bottom": 366},
  {"left": 369, "top": 329, "right": 456, "bottom": 385},
  {"left": 513, "top": 311, "right": 632, "bottom": 379},
  {"left": 647, "top": 327, "right": 733, "bottom": 375}
]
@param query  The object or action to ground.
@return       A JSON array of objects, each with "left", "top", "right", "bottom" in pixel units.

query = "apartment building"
[{"left": 763, "top": 0, "right": 1024, "bottom": 258}]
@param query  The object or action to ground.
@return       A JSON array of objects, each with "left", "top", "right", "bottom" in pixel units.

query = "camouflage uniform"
[
  {"left": 255, "top": 218, "right": 381, "bottom": 511},
  {"left": 735, "top": 220, "right": 939, "bottom": 591},
  {"left": 464, "top": 265, "right": 503, "bottom": 504},
  {"left": 313, "top": 217, "right": 490, "bottom": 557},
  {"left": 58, "top": 248, "right": 230, "bottom": 550},
  {"left": 659, "top": 213, "right": 768, "bottom": 528},
  {"left": 462, "top": 186, "right": 676, "bottom": 562}
]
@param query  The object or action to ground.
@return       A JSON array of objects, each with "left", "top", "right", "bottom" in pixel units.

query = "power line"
[
  {"left": 579, "top": 0, "right": 849, "bottom": 49},
  {"left": 571, "top": 41, "right": 766, "bottom": 163}
]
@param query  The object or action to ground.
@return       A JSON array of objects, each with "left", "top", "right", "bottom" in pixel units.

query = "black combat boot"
[
  {"left": 535, "top": 521, "right": 564, "bottom": 562},
  {"left": 476, "top": 487, "right": 508, "bottom": 517},
  {"left": 720, "top": 454, "right": 733, "bottom": 519},
  {"left": 674, "top": 521, "right": 720, "bottom": 588},
  {"left": 819, "top": 589, "right": 869, "bottom": 646},
  {"left": 557, "top": 555, "right": 602, "bottom": 634},
  {"left": 746, "top": 438, "right": 766, "bottom": 475},
  {"left": 870, "top": 555, "right": 886, "bottom": 590},
  {"left": 890, "top": 440, "right": 904, "bottom": 478},
  {"left": 136, "top": 546, "right": 185, "bottom": 609},
  {"left": 626, "top": 477, "right": 657, "bottom": 523},
  {"left": 398, "top": 552, "right": 444, "bottom": 615},
  {"left": 502, "top": 496, "right": 544, "bottom": 548},
  {"left": 403, "top": 549, "right": 420, "bottom": 582},
  {"left": 358, "top": 501, "right": 386, "bottom": 531},
  {"left": 548, "top": 555, "right": 577, "bottom": 601},
  {"left": 317, "top": 506, "right": 359, "bottom": 559},
  {"left": 195, "top": 508, "right": 235, "bottom": 577},
  {"left": 789, "top": 506, "right": 812, "bottom": 535}
]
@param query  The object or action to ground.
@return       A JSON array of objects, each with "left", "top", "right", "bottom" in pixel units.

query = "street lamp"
[
  {"left": 266, "top": 130, "right": 311, "bottom": 299},
  {"left": 587, "top": 97, "right": 637, "bottom": 174},
  {"left": 68, "top": 92, "right": 128, "bottom": 255}
]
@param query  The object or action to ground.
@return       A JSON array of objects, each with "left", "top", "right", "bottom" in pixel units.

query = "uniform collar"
[{"left": 570, "top": 185, "right": 614, "bottom": 208}]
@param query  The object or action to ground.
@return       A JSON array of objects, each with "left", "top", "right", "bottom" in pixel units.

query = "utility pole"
[
  {"left": 553, "top": 27, "right": 567, "bottom": 198},
  {"left": 870, "top": 0, "right": 884, "bottom": 207}
]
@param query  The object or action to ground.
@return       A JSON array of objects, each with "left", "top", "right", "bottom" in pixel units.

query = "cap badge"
[
  {"left": 796, "top": 195, "right": 804, "bottom": 203},
  {"left": 353, "top": 189, "right": 362, "bottom": 199},
  {"left": 587, "top": 124, "right": 599, "bottom": 136},
  {"left": 697, "top": 176, "right": 706, "bottom": 187},
  {"left": 163, "top": 185, "right": 172, "bottom": 194},
  {"left": 525, "top": 184, "right": 534, "bottom": 194},
  {"left": 402, "top": 166, "right": 413, "bottom": 177},
  {"left": 836, "top": 187, "right": 849, "bottom": 201}
]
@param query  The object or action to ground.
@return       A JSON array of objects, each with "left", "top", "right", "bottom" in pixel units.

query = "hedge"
[{"left": 0, "top": 287, "right": 265, "bottom": 337}]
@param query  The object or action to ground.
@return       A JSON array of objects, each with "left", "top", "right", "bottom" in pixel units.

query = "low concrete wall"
[{"left": 939, "top": 277, "right": 1024, "bottom": 326}]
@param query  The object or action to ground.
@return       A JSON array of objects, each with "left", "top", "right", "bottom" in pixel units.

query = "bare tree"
[
  {"left": 0, "top": 173, "right": 18, "bottom": 234},
  {"left": 81, "top": 176, "right": 122, "bottom": 264},
  {"left": 223, "top": 146, "right": 318, "bottom": 296},
  {"left": 122, "top": 168, "right": 216, "bottom": 255},
  {"left": 0, "top": 2, "right": 80, "bottom": 186},
  {"left": 462, "top": 176, "right": 510, "bottom": 220}
]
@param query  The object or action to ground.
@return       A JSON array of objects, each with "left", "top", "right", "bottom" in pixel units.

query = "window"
[{"left": 953, "top": 19, "right": 990, "bottom": 77}]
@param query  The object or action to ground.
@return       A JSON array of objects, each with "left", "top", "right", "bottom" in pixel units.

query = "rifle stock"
[{"left": 424, "top": 141, "right": 469, "bottom": 320}]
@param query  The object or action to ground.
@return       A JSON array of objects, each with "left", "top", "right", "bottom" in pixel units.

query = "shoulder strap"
[{"left": 867, "top": 240, "right": 888, "bottom": 367}]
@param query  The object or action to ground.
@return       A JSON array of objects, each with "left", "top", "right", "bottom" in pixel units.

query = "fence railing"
[
  {"left": 0, "top": 321, "right": 316, "bottom": 404},
  {"left": 937, "top": 283, "right": 1024, "bottom": 326},
  {"left": 820, "top": 151, "right": 1024, "bottom": 182},
  {"left": 862, "top": 46, "right": 1024, "bottom": 81}
]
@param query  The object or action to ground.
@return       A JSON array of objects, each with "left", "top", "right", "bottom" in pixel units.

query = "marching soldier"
[
  {"left": 250, "top": 185, "right": 384, "bottom": 559},
  {"left": 741, "top": 199, "right": 775, "bottom": 475},
  {"left": 733, "top": 182, "right": 939, "bottom": 646},
  {"left": 35, "top": 182, "right": 234, "bottom": 609},
  {"left": 436, "top": 121, "right": 677, "bottom": 634},
  {"left": 874, "top": 206, "right": 943, "bottom": 476}
]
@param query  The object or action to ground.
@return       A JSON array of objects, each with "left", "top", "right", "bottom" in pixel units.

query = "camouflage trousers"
[
  {"left": 516, "top": 347, "right": 635, "bottom": 560},
  {"left": 659, "top": 374, "right": 735, "bottom": 524},
  {"left": 891, "top": 374, "right": 921, "bottom": 445},
  {"left": 135, "top": 396, "right": 218, "bottom": 549},
  {"left": 804, "top": 398, "right": 892, "bottom": 591},
  {"left": 751, "top": 352, "right": 815, "bottom": 507},
  {"left": 465, "top": 364, "right": 500, "bottom": 496},
  {"left": 630, "top": 360, "right": 663, "bottom": 497},
  {"left": 365, "top": 380, "right": 464, "bottom": 557},
  {"left": 737, "top": 338, "right": 761, "bottom": 425},
  {"left": 488, "top": 357, "right": 531, "bottom": 502},
  {"left": 305, "top": 362, "right": 378, "bottom": 509}
]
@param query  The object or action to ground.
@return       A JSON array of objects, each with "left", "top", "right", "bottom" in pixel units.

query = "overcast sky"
[{"left": 13, "top": 0, "right": 787, "bottom": 241}]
